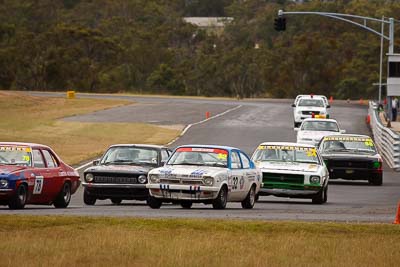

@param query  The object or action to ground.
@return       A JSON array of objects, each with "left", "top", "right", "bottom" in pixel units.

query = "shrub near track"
[
  {"left": 0, "top": 92, "right": 180, "bottom": 165},
  {"left": 0, "top": 215, "right": 399, "bottom": 267}
]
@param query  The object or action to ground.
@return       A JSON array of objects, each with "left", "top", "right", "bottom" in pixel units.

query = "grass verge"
[
  {"left": 0, "top": 91, "right": 180, "bottom": 164},
  {"left": 0, "top": 215, "right": 399, "bottom": 267}
]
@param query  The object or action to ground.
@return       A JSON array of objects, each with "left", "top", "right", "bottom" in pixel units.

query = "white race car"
[
  {"left": 293, "top": 94, "right": 329, "bottom": 107},
  {"left": 251, "top": 142, "right": 329, "bottom": 204},
  {"left": 146, "top": 145, "right": 261, "bottom": 209},
  {"left": 296, "top": 118, "right": 345, "bottom": 146},
  {"left": 292, "top": 95, "right": 330, "bottom": 128}
]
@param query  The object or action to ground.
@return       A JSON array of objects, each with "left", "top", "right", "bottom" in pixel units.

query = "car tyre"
[
  {"left": 83, "top": 189, "right": 96, "bottom": 205},
  {"left": 8, "top": 184, "right": 27, "bottom": 210},
  {"left": 111, "top": 198, "right": 122, "bottom": 205},
  {"left": 180, "top": 201, "right": 192, "bottom": 209},
  {"left": 369, "top": 176, "right": 383, "bottom": 186},
  {"left": 255, "top": 193, "right": 259, "bottom": 202},
  {"left": 147, "top": 196, "right": 162, "bottom": 209},
  {"left": 54, "top": 182, "right": 71, "bottom": 208},
  {"left": 312, "top": 186, "right": 327, "bottom": 204},
  {"left": 241, "top": 185, "right": 256, "bottom": 209},
  {"left": 212, "top": 186, "right": 228, "bottom": 209}
]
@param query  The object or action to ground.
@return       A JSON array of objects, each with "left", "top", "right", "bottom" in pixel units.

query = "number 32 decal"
[{"left": 33, "top": 176, "right": 44, "bottom": 194}]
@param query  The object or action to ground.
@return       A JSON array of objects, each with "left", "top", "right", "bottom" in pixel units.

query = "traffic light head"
[
  {"left": 273, "top": 17, "right": 286, "bottom": 31},
  {"left": 274, "top": 18, "right": 280, "bottom": 31}
]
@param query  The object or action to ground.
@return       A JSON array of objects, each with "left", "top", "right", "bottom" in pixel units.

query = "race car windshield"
[
  {"left": 168, "top": 147, "right": 228, "bottom": 168},
  {"left": 321, "top": 138, "right": 377, "bottom": 154},
  {"left": 301, "top": 121, "right": 339, "bottom": 132},
  {"left": 101, "top": 147, "right": 159, "bottom": 166},
  {"left": 298, "top": 99, "right": 324, "bottom": 107},
  {"left": 0, "top": 146, "right": 32, "bottom": 166},
  {"left": 253, "top": 146, "right": 320, "bottom": 164}
]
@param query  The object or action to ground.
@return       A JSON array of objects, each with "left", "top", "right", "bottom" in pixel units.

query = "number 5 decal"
[{"left": 33, "top": 176, "right": 44, "bottom": 194}]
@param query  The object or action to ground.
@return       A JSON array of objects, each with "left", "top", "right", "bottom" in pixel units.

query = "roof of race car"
[
  {"left": 108, "top": 144, "right": 168, "bottom": 149},
  {"left": 176, "top": 144, "right": 241, "bottom": 151},
  {"left": 0, "top": 142, "right": 50, "bottom": 149},
  {"left": 320, "top": 133, "right": 372, "bottom": 139},
  {"left": 302, "top": 118, "right": 338, "bottom": 123},
  {"left": 257, "top": 142, "right": 316, "bottom": 148}
]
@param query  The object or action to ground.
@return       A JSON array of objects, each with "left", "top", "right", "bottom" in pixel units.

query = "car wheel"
[
  {"left": 111, "top": 198, "right": 122, "bottom": 205},
  {"left": 147, "top": 196, "right": 162, "bottom": 209},
  {"left": 8, "top": 184, "right": 27, "bottom": 210},
  {"left": 212, "top": 185, "right": 228, "bottom": 209},
  {"left": 54, "top": 182, "right": 72, "bottom": 208},
  {"left": 369, "top": 176, "right": 383, "bottom": 186},
  {"left": 255, "top": 193, "right": 259, "bottom": 202},
  {"left": 241, "top": 185, "right": 256, "bottom": 209},
  {"left": 83, "top": 189, "right": 96, "bottom": 205},
  {"left": 312, "top": 186, "right": 326, "bottom": 204},
  {"left": 180, "top": 201, "right": 192, "bottom": 209}
]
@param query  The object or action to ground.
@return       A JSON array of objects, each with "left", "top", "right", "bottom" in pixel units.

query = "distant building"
[{"left": 183, "top": 17, "right": 233, "bottom": 29}]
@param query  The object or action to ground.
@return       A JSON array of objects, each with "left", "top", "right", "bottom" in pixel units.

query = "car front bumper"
[
  {"left": 147, "top": 183, "right": 220, "bottom": 201},
  {"left": 259, "top": 188, "right": 320, "bottom": 196},
  {"left": 83, "top": 183, "right": 148, "bottom": 199},
  {"left": 328, "top": 168, "right": 382, "bottom": 180},
  {"left": 259, "top": 181, "right": 323, "bottom": 198},
  {"left": 0, "top": 189, "right": 14, "bottom": 202}
]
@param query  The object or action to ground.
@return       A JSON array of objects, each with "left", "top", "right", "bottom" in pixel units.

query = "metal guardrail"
[{"left": 369, "top": 101, "right": 400, "bottom": 171}]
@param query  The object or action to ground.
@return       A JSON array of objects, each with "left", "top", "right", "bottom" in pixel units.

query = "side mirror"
[
  {"left": 93, "top": 160, "right": 100, "bottom": 166},
  {"left": 291, "top": 104, "right": 296, "bottom": 107},
  {"left": 327, "top": 105, "right": 331, "bottom": 108},
  {"left": 340, "top": 129, "right": 346, "bottom": 134},
  {"left": 294, "top": 128, "right": 299, "bottom": 131}
]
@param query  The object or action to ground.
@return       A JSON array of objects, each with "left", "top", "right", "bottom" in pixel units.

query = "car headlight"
[
  {"left": 149, "top": 174, "right": 160, "bottom": 183},
  {"left": 0, "top": 179, "right": 8, "bottom": 188},
  {"left": 310, "top": 176, "right": 321, "bottom": 184},
  {"left": 85, "top": 173, "right": 94, "bottom": 182},
  {"left": 203, "top": 176, "right": 214, "bottom": 186},
  {"left": 138, "top": 175, "right": 147, "bottom": 184}
]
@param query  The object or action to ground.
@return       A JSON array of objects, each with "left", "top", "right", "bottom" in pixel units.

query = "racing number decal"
[
  {"left": 33, "top": 176, "right": 44, "bottom": 194},
  {"left": 232, "top": 176, "right": 239, "bottom": 190}
]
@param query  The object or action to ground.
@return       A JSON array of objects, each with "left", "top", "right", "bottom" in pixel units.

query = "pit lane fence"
[{"left": 369, "top": 101, "right": 400, "bottom": 171}]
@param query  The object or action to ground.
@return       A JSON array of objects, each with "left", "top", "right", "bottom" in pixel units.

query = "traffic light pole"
[
  {"left": 278, "top": 10, "right": 395, "bottom": 105},
  {"left": 278, "top": 10, "right": 394, "bottom": 53}
]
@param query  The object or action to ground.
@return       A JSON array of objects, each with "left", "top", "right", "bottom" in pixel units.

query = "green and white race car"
[{"left": 251, "top": 142, "right": 329, "bottom": 204}]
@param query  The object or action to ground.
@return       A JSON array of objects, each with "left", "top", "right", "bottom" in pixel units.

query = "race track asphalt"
[{"left": 3, "top": 92, "right": 400, "bottom": 222}]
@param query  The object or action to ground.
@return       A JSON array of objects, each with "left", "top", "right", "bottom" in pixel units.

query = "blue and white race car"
[{"left": 146, "top": 145, "right": 261, "bottom": 209}]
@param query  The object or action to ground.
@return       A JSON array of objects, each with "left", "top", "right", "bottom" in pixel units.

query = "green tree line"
[{"left": 0, "top": 0, "right": 399, "bottom": 99}]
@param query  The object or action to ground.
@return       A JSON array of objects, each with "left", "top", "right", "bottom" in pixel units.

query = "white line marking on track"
[
  {"left": 166, "top": 105, "right": 243, "bottom": 146},
  {"left": 76, "top": 160, "right": 96, "bottom": 171}
]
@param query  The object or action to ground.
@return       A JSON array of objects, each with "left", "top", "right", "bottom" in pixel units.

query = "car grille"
[
  {"left": 160, "top": 178, "right": 204, "bottom": 185},
  {"left": 93, "top": 173, "right": 139, "bottom": 184},
  {"left": 328, "top": 160, "right": 371, "bottom": 169},
  {"left": 302, "top": 111, "right": 320, "bottom": 115},
  {"left": 263, "top": 173, "right": 304, "bottom": 184}
]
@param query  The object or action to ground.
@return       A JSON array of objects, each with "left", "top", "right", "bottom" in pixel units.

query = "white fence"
[{"left": 369, "top": 102, "right": 400, "bottom": 171}]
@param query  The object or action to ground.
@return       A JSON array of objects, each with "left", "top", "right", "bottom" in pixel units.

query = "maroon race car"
[{"left": 0, "top": 142, "right": 80, "bottom": 209}]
